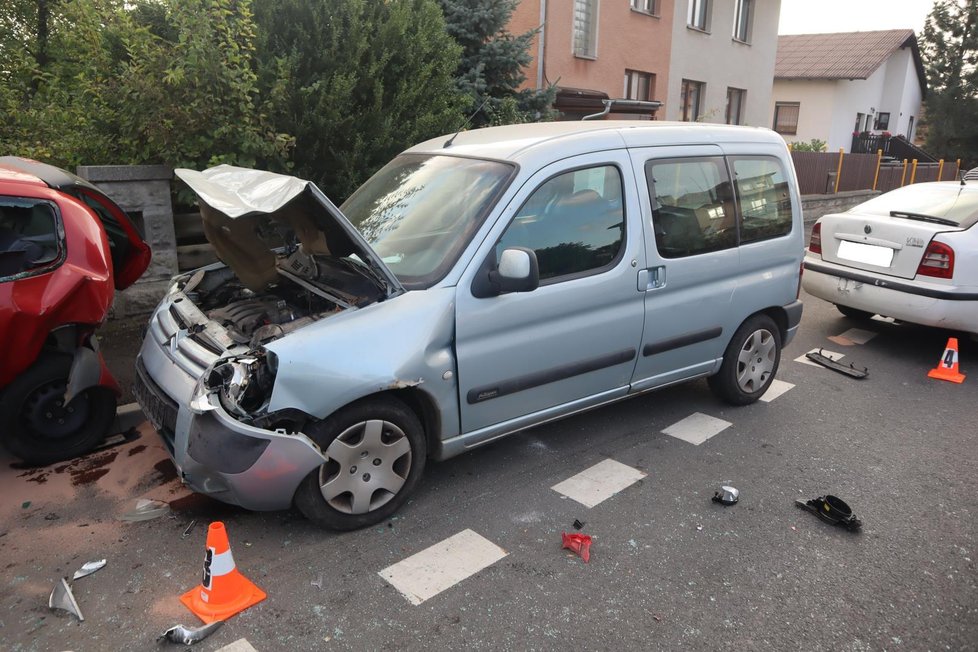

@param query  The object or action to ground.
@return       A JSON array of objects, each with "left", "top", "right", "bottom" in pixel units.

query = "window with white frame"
[
  {"left": 688, "top": 0, "right": 711, "bottom": 30},
  {"left": 573, "top": 0, "right": 599, "bottom": 58},
  {"left": 681, "top": 79, "right": 705, "bottom": 121},
  {"left": 625, "top": 70, "right": 654, "bottom": 101},
  {"left": 725, "top": 88, "right": 745, "bottom": 124},
  {"left": 630, "top": 0, "right": 659, "bottom": 15},
  {"left": 733, "top": 0, "right": 752, "bottom": 42}
]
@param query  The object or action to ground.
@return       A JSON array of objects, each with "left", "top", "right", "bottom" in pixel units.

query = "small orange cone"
[
  {"left": 927, "top": 337, "right": 966, "bottom": 383},
  {"left": 180, "top": 521, "right": 266, "bottom": 623}
]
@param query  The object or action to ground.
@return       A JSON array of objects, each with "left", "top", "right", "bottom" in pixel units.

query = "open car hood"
[{"left": 174, "top": 165, "right": 403, "bottom": 296}]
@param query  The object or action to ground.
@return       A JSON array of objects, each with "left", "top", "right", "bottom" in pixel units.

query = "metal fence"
[{"left": 790, "top": 150, "right": 962, "bottom": 196}]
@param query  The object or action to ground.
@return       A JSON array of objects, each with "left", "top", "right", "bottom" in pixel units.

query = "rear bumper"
[{"left": 802, "top": 260, "right": 978, "bottom": 335}]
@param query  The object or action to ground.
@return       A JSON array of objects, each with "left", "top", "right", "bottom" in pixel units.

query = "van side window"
[
  {"left": 0, "top": 199, "right": 61, "bottom": 279},
  {"left": 645, "top": 157, "right": 736, "bottom": 258},
  {"left": 731, "top": 157, "right": 792, "bottom": 243},
  {"left": 498, "top": 165, "right": 625, "bottom": 281}
]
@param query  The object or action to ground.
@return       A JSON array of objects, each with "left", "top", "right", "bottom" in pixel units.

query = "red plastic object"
[{"left": 561, "top": 532, "right": 592, "bottom": 563}]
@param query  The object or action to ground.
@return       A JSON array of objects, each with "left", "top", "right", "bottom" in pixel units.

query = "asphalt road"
[{"left": 1, "top": 291, "right": 975, "bottom": 652}]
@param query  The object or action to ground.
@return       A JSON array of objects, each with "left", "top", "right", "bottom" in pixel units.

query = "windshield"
[
  {"left": 341, "top": 154, "right": 514, "bottom": 287},
  {"left": 852, "top": 183, "right": 978, "bottom": 228}
]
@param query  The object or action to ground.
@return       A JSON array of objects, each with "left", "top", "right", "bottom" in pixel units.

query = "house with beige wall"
[
  {"left": 771, "top": 30, "right": 926, "bottom": 152},
  {"left": 508, "top": 0, "right": 781, "bottom": 126}
]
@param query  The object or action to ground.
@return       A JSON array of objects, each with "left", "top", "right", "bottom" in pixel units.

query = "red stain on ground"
[
  {"left": 128, "top": 444, "right": 147, "bottom": 457},
  {"left": 72, "top": 467, "right": 110, "bottom": 486}
]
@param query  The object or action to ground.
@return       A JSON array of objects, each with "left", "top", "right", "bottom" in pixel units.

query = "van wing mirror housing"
[{"left": 472, "top": 247, "right": 540, "bottom": 298}]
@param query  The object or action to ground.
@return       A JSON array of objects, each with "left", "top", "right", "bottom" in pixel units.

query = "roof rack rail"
[{"left": 582, "top": 98, "right": 663, "bottom": 121}]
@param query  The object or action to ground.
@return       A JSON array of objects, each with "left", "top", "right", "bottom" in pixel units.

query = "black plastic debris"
[
  {"left": 157, "top": 621, "right": 223, "bottom": 645},
  {"left": 805, "top": 349, "right": 869, "bottom": 379},
  {"left": 572, "top": 519, "right": 586, "bottom": 530},
  {"left": 795, "top": 495, "right": 862, "bottom": 531},
  {"left": 712, "top": 485, "right": 739, "bottom": 506}
]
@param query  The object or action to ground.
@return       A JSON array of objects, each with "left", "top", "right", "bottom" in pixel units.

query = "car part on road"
[
  {"left": 708, "top": 314, "right": 783, "bottom": 405},
  {"left": 157, "top": 621, "right": 223, "bottom": 645},
  {"left": 927, "top": 337, "right": 966, "bottom": 383},
  {"left": 795, "top": 495, "right": 862, "bottom": 531},
  {"left": 181, "top": 519, "right": 197, "bottom": 539},
  {"left": 712, "top": 485, "right": 740, "bottom": 506},
  {"left": 49, "top": 577, "right": 84, "bottom": 621},
  {"left": 118, "top": 498, "right": 171, "bottom": 522},
  {"left": 573, "top": 519, "right": 586, "bottom": 530},
  {"left": 72, "top": 559, "right": 106, "bottom": 580},
  {"left": 180, "top": 522, "right": 266, "bottom": 624},
  {"left": 805, "top": 349, "right": 869, "bottom": 379},
  {"left": 561, "top": 532, "right": 592, "bottom": 563}
]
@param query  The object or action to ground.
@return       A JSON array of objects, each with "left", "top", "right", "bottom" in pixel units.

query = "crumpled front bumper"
[{"left": 134, "top": 335, "right": 326, "bottom": 511}]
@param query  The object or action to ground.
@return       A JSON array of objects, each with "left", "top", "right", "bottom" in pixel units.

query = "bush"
[{"left": 791, "top": 139, "right": 827, "bottom": 152}]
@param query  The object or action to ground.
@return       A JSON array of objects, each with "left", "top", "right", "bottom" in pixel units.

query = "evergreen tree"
[
  {"left": 920, "top": 0, "right": 978, "bottom": 167},
  {"left": 253, "top": 0, "right": 466, "bottom": 202},
  {"left": 438, "top": 0, "right": 554, "bottom": 126}
]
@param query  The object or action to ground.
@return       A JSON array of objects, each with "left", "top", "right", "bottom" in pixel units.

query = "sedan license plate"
[{"left": 837, "top": 240, "right": 893, "bottom": 267}]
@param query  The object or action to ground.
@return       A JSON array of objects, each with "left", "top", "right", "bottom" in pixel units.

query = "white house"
[
  {"left": 770, "top": 29, "right": 926, "bottom": 152},
  {"left": 665, "top": 0, "right": 782, "bottom": 127}
]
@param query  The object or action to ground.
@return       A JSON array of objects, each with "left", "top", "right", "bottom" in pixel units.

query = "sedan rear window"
[{"left": 852, "top": 184, "right": 978, "bottom": 229}]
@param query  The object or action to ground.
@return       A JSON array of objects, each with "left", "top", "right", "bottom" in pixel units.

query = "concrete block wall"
[
  {"left": 801, "top": 189, "right": 878, "bottom": 226},
  {"left": 76, "top": 165, "right": 177, "bottom": 317}
]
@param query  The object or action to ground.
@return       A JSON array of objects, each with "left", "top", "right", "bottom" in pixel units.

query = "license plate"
[
  {"left": 837, "top": 240, "right": 893, "bottom": 267},
  {"left": 133, "top": 365, "right": 178, "bottom": 436}
]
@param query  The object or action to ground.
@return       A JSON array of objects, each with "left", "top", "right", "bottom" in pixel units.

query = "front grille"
[
  {"left": 133, "top": 358, "right": 179, "bottom": 454},
  {"left": 148, "top": 301, "right": 223, "bottom": 376}
]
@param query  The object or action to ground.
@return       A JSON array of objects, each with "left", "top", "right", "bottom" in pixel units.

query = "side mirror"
[{"left": 472, "top": 246, "right": 540, "bottom": 298}]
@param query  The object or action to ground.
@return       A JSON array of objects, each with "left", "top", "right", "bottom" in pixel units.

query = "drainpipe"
[{"left": 536, "top": 0, "right": 547, "bottom": 90}]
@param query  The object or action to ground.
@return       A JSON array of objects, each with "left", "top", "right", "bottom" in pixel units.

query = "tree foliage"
[
  {"left": 253, "top": 0, "right": 466, "bottom": 201},
  {"left": 920, "top": 0, "right": 978, "bottom": 167},
  {"left": 437, "top": 0, "right": 554, "bottom": 127}
]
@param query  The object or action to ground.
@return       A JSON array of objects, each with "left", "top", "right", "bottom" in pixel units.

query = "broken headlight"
[{"left": 205, "top": 349, "right": 278, "bottom": 418}]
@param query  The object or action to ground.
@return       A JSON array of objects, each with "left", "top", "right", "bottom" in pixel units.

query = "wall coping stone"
[{"left": 76, "top": 164, "right": 173, "bottom": 183}]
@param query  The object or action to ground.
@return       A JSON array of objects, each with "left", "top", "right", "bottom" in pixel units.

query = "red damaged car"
[{"left": 0, "top": 157, "right": 151, "bottom": 464}]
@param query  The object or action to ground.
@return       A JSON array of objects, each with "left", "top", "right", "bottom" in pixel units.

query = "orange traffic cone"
[
  {"left": 927, "top": 337, "right": 966, "bottom": 383},
  {"left": 180, "top": 521, "right": 266, "bottom": 623}
]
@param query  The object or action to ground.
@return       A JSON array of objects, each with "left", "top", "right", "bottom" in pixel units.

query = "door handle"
[{"left": 637, "top": 266, "right": 666, "bottom": 291}]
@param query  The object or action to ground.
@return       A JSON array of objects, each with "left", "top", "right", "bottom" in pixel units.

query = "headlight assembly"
[{"left": 205, "top": 349, "right": 278, "bottom": 418}]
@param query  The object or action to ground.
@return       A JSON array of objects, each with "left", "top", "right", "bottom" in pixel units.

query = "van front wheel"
[
  {"left": 295, "top": 397, "right": 426, "bottom": 530},
  {"left": 708, "top": 314, "right": 781, "bottom": 405}
]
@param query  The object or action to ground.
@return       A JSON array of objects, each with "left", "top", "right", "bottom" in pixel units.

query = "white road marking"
[
  {"left": 378, "top": 529, "right": 508, "bottom": 605},
  {"left": 661, "top": 412, "right": 732, "bottom": 446},
  {"left": 759, "top": 379, "right": 795, "bottom": 402},
  {"left": 840, "top": 328, "right": 877, "bottom": 344},
  {"left": 795, "top": 348, "right": 844, "bottom": 367},
  {"left": 551, "top": 458, "right": 647, "bottom": 508},
  {"left": 215, "top": 639, "right": 259, "bottom": 652}
]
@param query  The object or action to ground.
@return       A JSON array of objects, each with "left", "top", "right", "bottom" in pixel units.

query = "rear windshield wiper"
[{"left": 889, "top": 210, "right": 958, "bottom": 227}]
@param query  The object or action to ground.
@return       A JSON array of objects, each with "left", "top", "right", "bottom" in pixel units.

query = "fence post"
[
  {"left": 956, "top": 158, "right": 962, "bottom": 179},
  {"left": 834, "top": 148, "right": 844, "bottom": 193},
  {"left": 937, "top": 159, "right": 945, "bottom": 181},
  {"left": 900, "top": 159, "right": 908, "bottom": 186},
  {"left": 909, "top": 159, "right": 918, "bottom": 184},
  {"left": 872, "top": 149, "right": 883, "bottom": 190}
]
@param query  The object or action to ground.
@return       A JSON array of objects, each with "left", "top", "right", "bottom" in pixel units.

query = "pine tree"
[{"left": 438, "top": 0, "right": 554, "bottom": 126}]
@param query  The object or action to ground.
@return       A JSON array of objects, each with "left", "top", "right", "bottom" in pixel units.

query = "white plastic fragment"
[{"left": 72, "top": 559, "right": 107, "bottom": 580}]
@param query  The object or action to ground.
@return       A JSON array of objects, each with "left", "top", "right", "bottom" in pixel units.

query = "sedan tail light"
[
  {"left": 809, "top": 222, "right": 822, "bottom": 255},
  {"left": 916, "top": 240, "right": 954, "bottom": 279}
]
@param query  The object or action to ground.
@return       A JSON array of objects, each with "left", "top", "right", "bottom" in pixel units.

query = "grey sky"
[{"left": 778, "top": 0, "right": 936, "bottom": 35}]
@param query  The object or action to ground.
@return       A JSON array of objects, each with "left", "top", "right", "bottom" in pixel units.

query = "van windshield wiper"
[{"left": 889, "top": 210, "right": 958, "bottom": 227}]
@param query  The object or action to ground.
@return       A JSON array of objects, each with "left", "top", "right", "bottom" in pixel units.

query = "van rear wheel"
[
  {"left": 294, "top": 397, "right": 426, "bottom": 530},
  {"left": 708, "top": 314, "right": 781, "bottom": 406}
]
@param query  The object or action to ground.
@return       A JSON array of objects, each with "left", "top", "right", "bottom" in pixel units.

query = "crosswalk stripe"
[
  {"left": 661, "top": 412, "right": 732, "bottom": 446},
  {"left": 551, "top": 458, "right": 647, "bottom": 508},
  {"left": 760, "top": 378, "right": 795, "bottom": 402}
]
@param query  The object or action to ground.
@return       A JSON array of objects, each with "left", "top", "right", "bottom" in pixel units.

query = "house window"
[
  {"left": 630, "top": 0, "right": 659, "bottom": 14},
  {"left": 874, "top": 112, "right": 890, "bottom": 130},
  {"left": 688, "top": 0, "right": 711, "bottom": 31},
  {"left": 681, "top": 79, "right": 705, "bottom": 121},
  {"left": 725, "top": 88, "right": 745, "bottom": 125},
  {"left": 733, "top": 0, "right": 752, "bottom": 42},
  {"left": 625, "top": 70, "right": 654, "bottom": 101},
  {"left": 573, "top": 0, "right": 599, "bottom": 58},
  {"left": 773, "top": 102, "right": 800, "bottom": 135}
]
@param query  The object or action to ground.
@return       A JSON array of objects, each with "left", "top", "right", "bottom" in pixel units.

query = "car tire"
[
  {"left": 708, "top": 314, "right": 782, "bottom": 406},
  {"left": 0, "top": 353, "right": 116, "bottom": 466},
  {"left": 836, "top": 304, "right": 875, "bottom": 320},
  {"left": 294, "top": 396, "right": 426, "bottom": 531}
]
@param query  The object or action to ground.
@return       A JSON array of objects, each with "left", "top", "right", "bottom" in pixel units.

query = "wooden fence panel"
[
  {"left": 876, "top": 164, "right": 905, "bottom": 193},
  {"left": 790, "top": 152, "right": 838, "bottom": 195},
  {"left": 837, "top": 153, "right": 878, "bottom": 192}
]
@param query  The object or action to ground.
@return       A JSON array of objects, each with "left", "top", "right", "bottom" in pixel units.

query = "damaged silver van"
[{"left": 134, "top": 122, "right": 804, "bottom": 530}]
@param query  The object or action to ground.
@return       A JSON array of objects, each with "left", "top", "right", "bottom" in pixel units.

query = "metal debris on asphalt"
[
  {"left": 311, "top": 574, "right": 323, "bottom": 590},
  {"left": 572, "top": 519, "right": 586, "bottom": 530},
  {"left": 182, "top": 519, "right": 197, "bottom": 539},
  {"left": 795, "top": 494, "right": 862, "bottom": 531},
  {"left": 805, "top": 349, "right": 869, "bottom": 378},
  {"left": 49, "top": 578, "right": 84, "bottom": 622},
  {"left": 72, "top": 559, "right": 107, "bottom": 580},
  {"left": 712, "top": 485, "right": 740, "bottom": 506},
  {"left": 561, "top": 532, "right": 592, "bottom": 563},
  {"left": 118, "top": 498, "right": 170, "bottom": 522},
  {"left": 157, "top": 621, "right": 223, "bottom": 645}
]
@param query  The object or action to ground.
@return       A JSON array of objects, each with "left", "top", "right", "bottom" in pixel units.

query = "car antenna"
[{"left": 444, "top": 96, "right": 491, "bottom": 148}]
